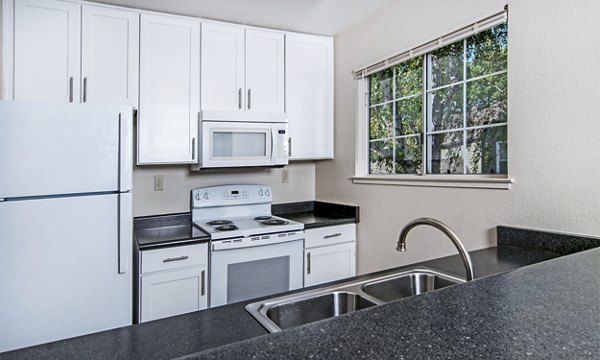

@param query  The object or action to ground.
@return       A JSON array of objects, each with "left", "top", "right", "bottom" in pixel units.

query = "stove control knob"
[
  {"left": 195, "top": 193, "right": 200, "bottom": 201},
  {"left": 203, "top": 192, "right": 210, "bottom": 200},
  {"left": 265, "top": 189, "right": 270, "bottom": 197},
  {"left": 258, "top": 189, "right": 263, "bottom": 196}
]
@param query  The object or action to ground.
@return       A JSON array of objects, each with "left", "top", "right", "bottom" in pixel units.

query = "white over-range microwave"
[{"left": 191, "top": 111, "right": 289, "bottom": 170}]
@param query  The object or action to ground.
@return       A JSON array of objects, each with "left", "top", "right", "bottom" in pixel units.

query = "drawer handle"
[
  {"left": 162, "top": 255, "right": 189, "bottom": 263},
  {"left": 324, "top": 233, "right": 342, "bottom": 239}
]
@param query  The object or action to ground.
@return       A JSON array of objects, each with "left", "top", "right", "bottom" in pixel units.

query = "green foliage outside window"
[{"left": 369, "top": 23, "right": 508, "bottom": 175}]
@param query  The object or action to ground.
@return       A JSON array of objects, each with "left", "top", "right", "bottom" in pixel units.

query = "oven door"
[
  {"left": 209, "top": 236, "right": 304, "bottom": 307},
  {"left": 201, "top": 121, "right": 276, "bottom": 168}
]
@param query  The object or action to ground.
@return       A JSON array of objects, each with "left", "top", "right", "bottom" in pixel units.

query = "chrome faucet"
[{"left": 396, "top": 218, "right": 474, "bottom": 281}]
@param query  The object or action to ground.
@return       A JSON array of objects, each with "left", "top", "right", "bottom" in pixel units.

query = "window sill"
[{"left": 351, "top": 175, "right": 513, "bottom": 189}]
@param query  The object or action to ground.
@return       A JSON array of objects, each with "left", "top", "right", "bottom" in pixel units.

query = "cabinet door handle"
[
  {"left": 306, "top": 252, "right": 311, "bottom": 275},
  {"left": 191, "top": 137, "right": 196, "bottom": 160},
  {"left": 162, "top": 255, "right": 189, "bottom": 263},
  {"left": 288, "top": 137, "right": 292, "bottom": 157},
  {"left": 83, "top": 77, "right": 88, "bottom": 102},
  {"left": 68, "top": 77, "right": 74, "bottom": 103},
  {"left": 324, "top": 233, "right": 342, "bottom": 239},
  {"left": 247, "top": 88, "right": 251, "bottom": 109},
  {"left": 238, "top": 88, "right": 242, "bottom": 109},
  {"left": 201, "top": 270, "right": 206, "bottom": 296}
]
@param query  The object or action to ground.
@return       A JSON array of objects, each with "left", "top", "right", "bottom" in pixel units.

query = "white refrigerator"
[{"left": 0, "top": 101, "right": 133, "bottom": 352}]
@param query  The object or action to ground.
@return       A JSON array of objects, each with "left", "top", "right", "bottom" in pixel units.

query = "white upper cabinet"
[
  {"left": 200, "top": 22, "right": 244, "bottom": 111},
  {"left": 12, "top": 0, "right": 139, "bottom": 105},
  {"left": 14, "top": 0, "right": 80, "bottom": 102},
  {"left": 245, "top": 29, "right": 284, "bottom": 113},
  {"left": 138, "top": 14, "right": 200, "bottom": 164},
  {"left": 81, "top": 5, "right": 139, "bottom": 106},
  {"left": 286, "top": 33, "right": 334, "bottom": 159},
  {"left": 201, "top": 22, "right": 284, "bottom": 115}
]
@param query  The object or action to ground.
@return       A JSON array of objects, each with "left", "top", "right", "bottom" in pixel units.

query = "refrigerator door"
[
  {"left": 0, "top": 194, "right": 132, "bottom": 352},
  {"left": 0, "top": 101, "right": 132, "bottom": 198}
]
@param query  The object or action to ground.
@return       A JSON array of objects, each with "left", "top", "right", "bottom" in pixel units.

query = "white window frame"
[{"left": 353, "top": 9, "right": 512, "bottom": 190}]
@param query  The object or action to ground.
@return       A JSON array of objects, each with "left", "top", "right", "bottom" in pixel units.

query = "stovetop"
[{"left": 193, "top": 215, "right": 304, "bottom": 240}]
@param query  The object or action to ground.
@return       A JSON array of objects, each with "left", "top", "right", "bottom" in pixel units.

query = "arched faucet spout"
[{"left": 396, "top": 218, "right": 474, "bottom": 281}]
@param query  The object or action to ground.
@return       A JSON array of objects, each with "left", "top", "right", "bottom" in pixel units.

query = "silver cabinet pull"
[
  {"left": 324, "top": 233, "right": 342, "bottom": 239},
  {"left": 288, "top": 137, "right": 292, "bottom": 157},
  {"left": 306, "top": 252, "right": 311, "bottom": 275},
  {"left": 247, "top": 88, "right": 251, "bottom": 109},
  {"left": 68, "top": 77, "right": 74, "bottom": 103},
  {"left": 238, "top": 88, "right": 242, "bottom": 109},
  {"left": 201, "top": 270, "right": 206, "bottom": 296},
  {"left": 83, "top": 77, "right": 88, "bottom": 102},
  {"left": 162, "top": 255, "right": 189, "bottom": 263},
  {"left": 191, "top": 137, "right": 196, "bottom": 160}
]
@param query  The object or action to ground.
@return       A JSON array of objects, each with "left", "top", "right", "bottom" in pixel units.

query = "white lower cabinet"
[
  {"left": 139, "top": 243, "right": 208, "bottom": 323},
  {"left": 304, "top": 224, "right": 356, "bottom": 287}
]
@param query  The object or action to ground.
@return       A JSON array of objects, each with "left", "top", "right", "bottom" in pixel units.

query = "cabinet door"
[
  {"left": 286, "top": 33, "right": 334, "bottom": 159},
  {"left": 81, "top": 5, "right": 139, "bottom": 106},
  {"left": 14, "top": 0, "right": 80, "bottom": 102},
  {"left": 245, "top": 29, "right": 284, "bottom": 113},
  {"left": 304, "top": 242, "right": 356, "bottom": 287},
  {"left": 140, "top": 266, "right": 207, "bottom": 322},
  {"left": 138, "top": 14, "right": 200, "bottom": 164},
  {"left": 201, "top": 22, "right": 245, "bottom": 111}
]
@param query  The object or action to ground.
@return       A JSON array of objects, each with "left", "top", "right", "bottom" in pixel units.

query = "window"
[{"left": 367, "top": 23, "right": 508, "bottom": 178}]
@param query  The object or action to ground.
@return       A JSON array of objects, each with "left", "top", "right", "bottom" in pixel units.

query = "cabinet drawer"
[
  {"left": 304, "top": 224, "right": 355, "bottom": 248},
  {"left": 141, "top": 243, "right": 208, "bottom": 274}
]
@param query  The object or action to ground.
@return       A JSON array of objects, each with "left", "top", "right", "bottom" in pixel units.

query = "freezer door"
[
  {"left": 0, "top": 194, "right": 132, "bottom": 352},
  {"left": 0, "top": 101, "right": 132, "bottom": 198}
]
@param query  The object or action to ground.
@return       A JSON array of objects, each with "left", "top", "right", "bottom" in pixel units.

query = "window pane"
[
  {"left": 428, "top": 131, "right": 464, "bottom": 174},
  {"left": 395, "top": 96, "right": 423, "bottom": 136},
  {"left": 429, "top": 41, "right": 464, "bottom": 88},
  {"left": 467, "top": 73, "right": 507, "bottom": 127},
  {"left": 395, "top": 57, "right": 423, "bottom": 98},
  {"left": 369, "top": 103, "right": 394, "bottom": 140},
  {"left": 370, "top": 68, "right": 394, "bottom": 105},
  {"left": 467, "top": 23, "right": 508, "bottom": 78},
  {"left": 369, "top": 140, "right": 394, "bottom": 174},
  {"left": 428, "top": 84, "right": 463, "bottom": 131},
  {"left": 395, "top": 136, "right": 422, "bottom": 174},
  {"left": 466, "top": 126, "right": 507, "bottom": 174}
]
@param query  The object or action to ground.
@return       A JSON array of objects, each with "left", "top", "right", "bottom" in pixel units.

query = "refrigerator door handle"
[
  {"left": 119, "top": 111, "right": 133, "bottom": 192},
  {"left": 118, "top": 192, "right": 132, "bottom": 274}
]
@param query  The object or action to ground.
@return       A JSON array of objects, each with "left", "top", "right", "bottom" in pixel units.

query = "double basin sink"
[{"left": 246, "top": 267, "right": 465, "bottom": 332}]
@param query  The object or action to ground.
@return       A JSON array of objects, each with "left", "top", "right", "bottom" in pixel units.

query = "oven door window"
[
  {"left": 227, "top": 256, "right": 290, "bottom": 304},
  {"left": 213, "top": 131, "right": 267, "bottom": 158}
]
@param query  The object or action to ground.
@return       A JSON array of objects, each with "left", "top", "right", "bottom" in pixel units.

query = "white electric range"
[{"left": 191, "top": 184, "right": 304, "bottom": 307}]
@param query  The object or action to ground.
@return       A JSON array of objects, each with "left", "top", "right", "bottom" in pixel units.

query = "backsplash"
[
  {"left": 497, "top": 226, "right": 600, "bottom": 255},
  {"left": 132, "top": 162, "right": 316, "bottom": 216}
]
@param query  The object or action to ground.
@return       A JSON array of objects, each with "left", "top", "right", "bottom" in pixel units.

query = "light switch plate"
[
  {"left": 154, "top": 175, "right": 164, "bottom": 191},
  {"left": 282, "top": 169, "right": 289, "bottom": 184}
]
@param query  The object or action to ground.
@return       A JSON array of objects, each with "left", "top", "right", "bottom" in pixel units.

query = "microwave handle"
[{"left": 271, "top": 127, "right": 275, "bottom": 164}]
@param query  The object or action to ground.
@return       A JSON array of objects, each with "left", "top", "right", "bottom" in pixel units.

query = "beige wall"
[
  {"left": 133, "top": 162, "right": 315, "bottom": 216},
  {"left": 317, "top": 0, "right": 600, "bottom": 274}
]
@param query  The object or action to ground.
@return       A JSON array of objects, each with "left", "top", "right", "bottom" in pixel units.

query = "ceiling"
[{"left": 89, "top": 0, "right": 394, "bottom": 36}]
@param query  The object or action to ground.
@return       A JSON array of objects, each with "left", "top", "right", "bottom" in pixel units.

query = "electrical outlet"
[
  {"left": 154, "top": 175, "right": 164, "bottom": 191},
  {"left": 282, "top": 169, "right": 289, "bottom": 184}
]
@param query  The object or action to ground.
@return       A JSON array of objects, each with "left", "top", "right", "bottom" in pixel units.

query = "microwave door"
[{"left": 201, "top": 122, "right": 273, "bottom": 168}]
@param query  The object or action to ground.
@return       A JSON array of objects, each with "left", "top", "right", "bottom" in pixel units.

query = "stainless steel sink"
[
  {"left": 246, "top": 267, "right": 465, "bottom": 333},
  {"left": 265, "top": 291, "right": 377, "bottom": 331},
  {"left": 361, "top": 270, "right": 464, "bottom": 302}
]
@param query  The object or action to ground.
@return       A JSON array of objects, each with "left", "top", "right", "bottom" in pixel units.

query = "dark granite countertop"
[
  {"left": 182, "top": 247, "right": 600, "bottom": 360},
  {"left": 134, "top": 213, "right": 210, "bottom": 249},
  {"left": 2, "top": 226, "right": 597, "bottom": 360},
  {"left": 272, "top": 201, "right": 359, "bottom": 229}
]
